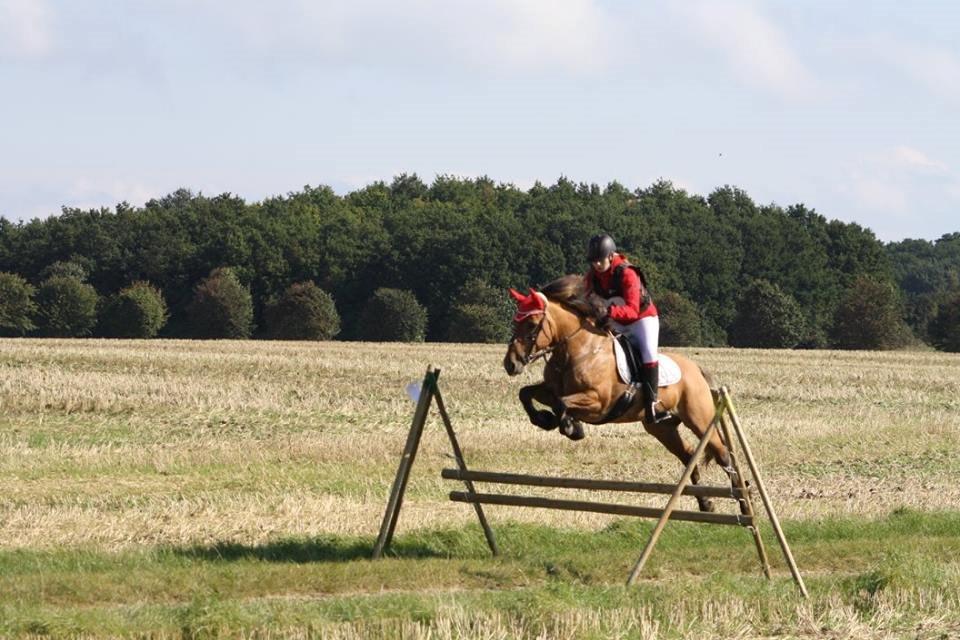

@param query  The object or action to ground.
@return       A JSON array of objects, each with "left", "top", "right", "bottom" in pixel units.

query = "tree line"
[{"left": 1, "top": 175, "right": 958, "bottom": 351}]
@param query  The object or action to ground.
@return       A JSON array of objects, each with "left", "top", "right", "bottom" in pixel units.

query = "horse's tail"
[
  {"left": 699, "top": 366, "right": 720, "bottom": 401},
  {"left": 697, "top": 365, "right": 728, "bottom": 469}
]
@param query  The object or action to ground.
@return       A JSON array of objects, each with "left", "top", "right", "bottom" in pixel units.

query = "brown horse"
[{"left": 503, "top": 275, "right": 733, "bottom": 512}]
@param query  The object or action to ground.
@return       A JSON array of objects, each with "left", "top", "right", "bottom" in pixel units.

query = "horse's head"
[{"left": 503, "top": 288, "right": 548, "bottom": 376}]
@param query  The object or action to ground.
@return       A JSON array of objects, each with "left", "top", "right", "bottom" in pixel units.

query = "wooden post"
[
  {"left": 626, "top": 415, "right": 721, "bottom": 585},
  {"left": 432, "top": 381, "right": 499, "bottom": 556},
  {"left": 372, "top": 367, "right": 436, "bottom": 558},
  {"left": 720, "top": 387, "right": 809, "bottom": 598},
  {"left": 719, "top": 413, "right": 772, "bottom": 579}
]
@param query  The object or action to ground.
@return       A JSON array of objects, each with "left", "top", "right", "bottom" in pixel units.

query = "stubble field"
[{"left": 1, "top": 338, "right": 959, "bottom": 638}]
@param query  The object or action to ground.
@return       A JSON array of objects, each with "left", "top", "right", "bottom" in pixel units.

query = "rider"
[{"left": 584, "top": 234, "right": 670, "bottom": 424}]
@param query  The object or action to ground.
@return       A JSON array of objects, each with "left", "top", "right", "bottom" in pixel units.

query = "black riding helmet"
[{"left": 586, "top": 234, "right": 617, "bottom": 262}]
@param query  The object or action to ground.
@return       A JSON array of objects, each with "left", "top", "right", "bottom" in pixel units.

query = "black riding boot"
[{"left": 640, "top": 363, "right": 670, "bottom": 425}]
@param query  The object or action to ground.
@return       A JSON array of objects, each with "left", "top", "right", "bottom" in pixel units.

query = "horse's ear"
[
  {"left": 509, "top": 288, "right": 526, "bottom": 303},
  {"left": 530, "top": 289, "right": 547, "bottom": 309}
]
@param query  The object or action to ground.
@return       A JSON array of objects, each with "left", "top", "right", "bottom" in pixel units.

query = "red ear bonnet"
[{"left": 510, "top": 287, "right": 545, "bottom": 322}]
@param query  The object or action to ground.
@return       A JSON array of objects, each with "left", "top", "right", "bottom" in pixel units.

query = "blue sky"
[{"left": 1, "top": 0, "right": 958, "bottom": 242}]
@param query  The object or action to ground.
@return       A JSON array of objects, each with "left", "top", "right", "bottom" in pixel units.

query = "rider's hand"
[
  {"left": 590, "top": 297, "right": 608, "bottom": 321},
  {"left": 599, "top": 315, "right": 616, "bottom": 332}
]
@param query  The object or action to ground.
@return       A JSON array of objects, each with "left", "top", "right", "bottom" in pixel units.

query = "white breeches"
[{"left": 611, "top": 316, "right": 659, "bottom": 364}]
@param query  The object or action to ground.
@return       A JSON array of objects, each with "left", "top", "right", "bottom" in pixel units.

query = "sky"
[{"left": 1, "top": 0, "right": 958, "bottom": 242}]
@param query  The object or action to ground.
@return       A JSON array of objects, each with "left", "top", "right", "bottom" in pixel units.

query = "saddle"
[
  {"left": 616, "top": 334, "right": 644, "bottom": 384},
  {"left": 612, "top": 336, "right": 681, "bottom": 387},
  {"left": 596, "top": 335, "right": 682, "bottom": 424}
]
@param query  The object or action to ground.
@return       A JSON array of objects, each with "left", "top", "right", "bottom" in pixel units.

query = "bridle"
[{"left": 511, "top": 310, "right": 586, "bottom": 366}]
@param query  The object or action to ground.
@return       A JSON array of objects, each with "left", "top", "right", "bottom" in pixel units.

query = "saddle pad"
[{"left": 613, "top": 340, "right": 682, "bottom": 387}]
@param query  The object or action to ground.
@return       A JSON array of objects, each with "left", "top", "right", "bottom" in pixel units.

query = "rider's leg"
[{"left": 626, "top": 316, "right": 670, "bottom": 424}]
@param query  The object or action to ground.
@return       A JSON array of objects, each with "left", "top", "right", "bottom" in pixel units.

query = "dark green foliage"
[
  {"left": 887, "top": 234, "right": 960, "bottom": 342},
  {"left": 831, "top": 276, "right": 912, "bottom": 350},
  {"left": 656, "top": 290, "right": 702, "bottom": 347},
  {"left": 0, "top": 176, "right": 954, "bottom": 348},
  {"left": 187, "top": 268, "right": 254, "bottom": 339},
  {"left": 99, "top": 282, "right": 169, "bottom": 338},
  {"left": 40, "top": 259, "right": 91, "bottom": 282},
  {"left": 358, "top": 288, "right": 427, "bottom": 342},
  {"left": 264, "top": 281, "right": 340, "bottom": 341},
  {"left": 929, "top": 291, "right": 960, "bottom": 352},
  {"left": 35, "top": 275, "right": 99, "bottom": 337},
  {"left": 447, "top": 305, "right": 508, "bottom": 344},
  {"left": 446, "top": 278, "right": 513, "bottom": 343},
  {"left": 0, "top": 272, "right": 37, "bottom": 336},
  {"left": 729, "top": 279, "right": 806, "bottom": 348}
]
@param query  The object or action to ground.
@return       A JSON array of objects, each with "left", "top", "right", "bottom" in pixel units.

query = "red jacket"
[{"left": 585, "top": 253, "right": 658, "bottom": 323}]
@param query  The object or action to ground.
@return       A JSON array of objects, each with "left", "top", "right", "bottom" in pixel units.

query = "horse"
[{"left": 503, "top": 275, "right": 734, "bottom": 512}]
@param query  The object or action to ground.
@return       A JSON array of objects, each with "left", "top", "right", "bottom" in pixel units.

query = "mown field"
[{"left": 1, "top": 338, "right": 959, "bottom": 638}]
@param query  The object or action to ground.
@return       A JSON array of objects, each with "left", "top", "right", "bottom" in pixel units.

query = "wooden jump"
[{"left": 374, "top": 366, "right": 808, "bottom": 597}]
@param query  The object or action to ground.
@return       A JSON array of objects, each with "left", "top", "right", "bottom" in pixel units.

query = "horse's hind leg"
[
  {"left": 677, "top": 389, "right": 743, "bottom": 512},
  {"left": 642, "top": 420, "right": 715, "bottom": 513},
  {"left": 679, "top": 390, "right": 731, "bottom": 469}
]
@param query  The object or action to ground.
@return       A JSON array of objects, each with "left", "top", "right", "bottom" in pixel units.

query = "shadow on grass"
[{"left": 171, "top": 535, "right": 445, "bottom": 564}]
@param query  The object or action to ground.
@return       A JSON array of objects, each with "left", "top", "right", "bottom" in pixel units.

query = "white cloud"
[
  {"left": 891, "top": 146, "right": 949, "bottom": 174},
  {"left": 840, "top": 145, "right": 957, "bottom": 240},
  {"left": 838, "top": 35, "right": 960, "bottom": 105},
  {"left": 183, "top": 0, "right": 618, "bottom": 76},
  {"left": 471, "top": 0, "right": 618, "bottom": 74},
  {"left": 0, "top": 0, "right": 54, "bottom": 59},
  {"left": 679, "top": 0, "right": 817, "bottom": 99}
]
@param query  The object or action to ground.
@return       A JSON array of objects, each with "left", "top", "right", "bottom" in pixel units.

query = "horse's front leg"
[
  {"left": 519, "top": 383, "right": 561, "bottom": 431},
  {"left": 556, "top": 390, "right": 603, "bottom": 441}
]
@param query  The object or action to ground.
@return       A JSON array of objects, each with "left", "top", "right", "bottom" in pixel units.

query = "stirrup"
[
  {"left": 644, "top": 402, "right": 672, "bottom": 425},
  {"left": 650, "top": 410, "right": 673, "bottom": 424}
]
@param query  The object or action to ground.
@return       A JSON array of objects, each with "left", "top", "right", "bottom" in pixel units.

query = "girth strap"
[{"left": 594, "top": 384, "right": 641, "bottom": 424}]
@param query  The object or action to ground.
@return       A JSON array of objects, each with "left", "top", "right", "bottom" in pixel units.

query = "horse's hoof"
[
  {"left": 531, "top": 410, "right": 559, "bottom": 430},
  {"left": 560, "top": 419, "right": 585, "bottom": 441}
]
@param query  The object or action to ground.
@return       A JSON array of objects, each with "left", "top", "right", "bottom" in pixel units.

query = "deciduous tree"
[
  {"left": 358, "top": 288, "right": 427, "bottom": 342},
  {"left": 35, "top": 275, "right": 99, "bottom": 337},
  {"left": 830, "top": 276, "right": 912, "bottom": 350},
  {"left": 99, "top": 281, "right": 169, "bottom": 338},
  {"left": 728, "top": 279, "right": 805, "bottom": 348},
  {"left": 264, "top": 281, "right": 340, "bottom": 341},
  {"left": 0, "top": 272, "right": 37, "bottom": 336},
  {"left": 187, "top": 267, "right": 254, "bottom": 339}
]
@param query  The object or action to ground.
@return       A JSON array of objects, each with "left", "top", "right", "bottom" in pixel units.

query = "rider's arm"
[{"left": 607, "top": 268, "right": 641, "bottom": 322}]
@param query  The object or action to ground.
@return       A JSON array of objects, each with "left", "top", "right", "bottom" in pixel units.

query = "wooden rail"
[
  {"left": 449, "top": 491, "right": 751, "bottom": 526},
  {"left": 441, "top": 468, "right": 745, "bottom": 500}
]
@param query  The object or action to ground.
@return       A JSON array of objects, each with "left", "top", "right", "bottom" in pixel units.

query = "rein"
[{"left": 519, "top": 315, "right": 587, "bottom": 366}]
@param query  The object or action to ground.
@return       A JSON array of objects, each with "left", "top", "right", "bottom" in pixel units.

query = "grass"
[
  {"left": 1, "top": 513, "right": 959, "bottom": 637},
  {"left": 1, "top": 338, "right": 959, "bottom": 637}
]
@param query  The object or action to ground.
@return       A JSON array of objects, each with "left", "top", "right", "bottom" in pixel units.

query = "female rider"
[{"left": 584, "top": 234, "right": 669, "bottom": 424}]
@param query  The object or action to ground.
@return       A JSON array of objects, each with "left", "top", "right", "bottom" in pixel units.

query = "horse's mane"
[{"left": 540, "top": 274, "right": 601, "bottom": 321}]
